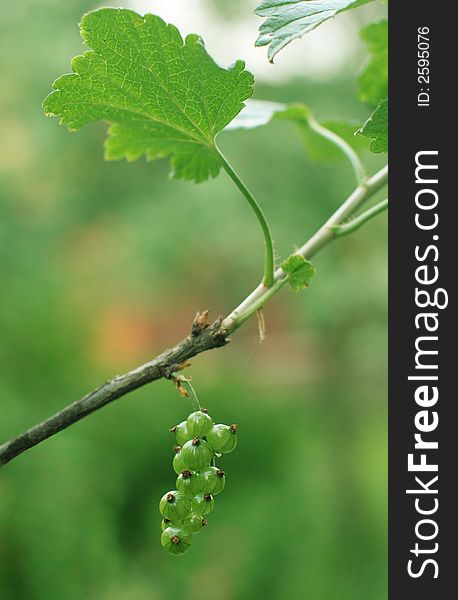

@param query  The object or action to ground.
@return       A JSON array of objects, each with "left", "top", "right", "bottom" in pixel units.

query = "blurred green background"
[{"left": 0, "top": 1, "right": 387, "bottom": 598}]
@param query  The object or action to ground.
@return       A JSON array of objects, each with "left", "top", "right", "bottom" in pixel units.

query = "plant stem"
[
  {"left": 174, "top": 375, "right": 202, "bottom": 411},
  {"left": 0, "top": 163, "right": 387, "bottom": 468},
  {"left": 214, "top": 145, "right": 275, "bottom": 287},
  {"left": 308, "top": 116, "right": 367, "bottom": 185},
  {"left": 330, "top": 198, "right": 388, "bottom": 237},
  {"left": 224, "top": 164, "right": 388, "bottom": 330}
]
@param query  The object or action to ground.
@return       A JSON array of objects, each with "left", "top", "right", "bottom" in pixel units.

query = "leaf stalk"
[
  {"left": 214, "top": 145, "right": 275, "bottom": 287},
  {"left": 308, "top": 116, "right": 367, "bottom": 185},
  {"left": 224, "top": 164, "right": 388, "bottom": 330},
  {"left": 0, "top": 164, "right": 387, "bottom": 467}
]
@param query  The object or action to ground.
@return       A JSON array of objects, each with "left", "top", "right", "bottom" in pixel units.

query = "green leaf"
[
  {"left": 359, "top": 20, "right": 388, "bottom": 106},
  {"left": 225, "top": 99, "right": 285, "bottom": 130},
  {"left": 43, "top": 8, "right": 254, "bottom": 183},
  {"left": 255, "top": 0, "right": 374, "bottom": 61},
  {"left": 281, "top": 254, "right": 315, "bottom": 290},
  {"left": 357, "top": 99, "right": 388, "bottom": 153},
  {"left": 275, "top": 105, "right": 367, "bottom": 161},
  {"left": 227, "top": 100, "right": 366, "bottom": 161}
]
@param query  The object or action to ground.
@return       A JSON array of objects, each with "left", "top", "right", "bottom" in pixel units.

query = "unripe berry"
[
  {"left": 183, "top": 512, "right": 208, "bottom": 534},
  {"left": 186, "top": 410, "right": 213, "bottom": 438},
  {"left": 170, "top": 421, "right": 192, "bottom": 446},
  {"left": 159, "top": 491, "right": 191, "bottom": 522},
  {"left": 192, "top": 493, "right": 215, "bottom": 516},
  {"left": 206, "top": 424, "right": 238, "bottom": 453},
  {"left": 199, "top": 466, "right": 226, "bottom": 495},
  {"left": 172, "top": 446, "right": 186, "bottom": 475},
  {"left": 176, "top": 469, "right": 201, "bottom": 497},
  {"left": 180, "top": 437, "right": 213, "bottom": 471},
  {"left": 161, "top": 526, "right": 192, "bottom": 556}
]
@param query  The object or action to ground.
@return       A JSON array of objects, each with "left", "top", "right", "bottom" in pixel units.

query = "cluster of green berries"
[{"left": 159, "top": 409, "right": 238, "bottom": 555}]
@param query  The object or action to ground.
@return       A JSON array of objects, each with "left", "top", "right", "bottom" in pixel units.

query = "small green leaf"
[
  {"left": 255, "top": 0, "right": 374, "bottom": 61},
  {"left": 281, "top": 254, "right": 315, "bottom": 290},
  {"left": 357, "top": 99, "right": 388, "bottom": 153},
  {"left": 359, "top": 20, "right": 388, "bottom": 107},
  {"left": 43, "top": 8, "right": 254, "bottom": 183}
]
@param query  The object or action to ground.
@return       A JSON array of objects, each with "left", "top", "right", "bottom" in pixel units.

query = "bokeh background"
[{"left": 0, "top": 1, "right": 387, "bottom": 598}]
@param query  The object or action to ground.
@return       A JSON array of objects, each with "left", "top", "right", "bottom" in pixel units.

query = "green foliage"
[
  {"left": 358, "top": 99, "right": 388, "bottom": 153},
  {"left": 255, "top": 0, "right": 374, "bottom": 61},
  {"left": 225, "top": 99, "right": 284, "bottom": 131},
  {"left": 1, "top": 0, "right": 388, "bottom": 589},
  {"left": 43, "top": 8, "right": 254, "bottom": 183},
  {"left": 228, "top": 100, "right": 366, "bottom": 161},
  {"left": 252, "top": 6, "right": 388, "bottom": 158},
  {"left": 359, "top": 20, "right": 388, "bottom": 106},
  {"left": 276, "top": 105, "right": 365, "bottom": 162},
  {"left": 357, "top": 20, "right": 388, "bottom": 153},
  {"left": 281, "top": 255, "right": 316, "bottom": 290}
]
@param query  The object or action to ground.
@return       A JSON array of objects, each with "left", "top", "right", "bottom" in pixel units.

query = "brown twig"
[
  {"left": 0, "top": 165, "right": 388, "bottom": 468},
  {"left": 0, "top": 319, "right": 228, "bottom": 466}
]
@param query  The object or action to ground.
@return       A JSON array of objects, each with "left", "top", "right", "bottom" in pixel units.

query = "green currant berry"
[
  {"left": 161, "top": 518, "right": 172, "bottom": 532},
  {"left": 172, "top": 446, "right": 186, "bottom": 475},
  {"left": 161, "top": 526, "right": 192, "bottom": 556},
  {"left": 192, "top": 493, "right": 215, "bottom": 516},
  {"left": 180, "top": 437, "right": 213, "bottom": 471},
  {"left": 199, "top": 466, "right": 226, "bottom": 495},
  {"left": 186, "top": 410, "right": 213, "bottom": 438},
  {"left": 206, "top": 424, "right": 238, "bottom": 453},
  {"left": 170, "top": 421, "right": 192, "bottom": 446},
  {"left": 176, "top": 469, "right": 201, "bottom": 497},
  {"left": 159, "top": 491, "right": 191, "bottom": 522},
  {"left": 183, "top": 512, "right": 208, "bottom": 534}
]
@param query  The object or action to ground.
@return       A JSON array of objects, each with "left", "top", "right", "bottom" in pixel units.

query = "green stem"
[
  {"left": 224, "top": 164, "right": 388, "bottom": 331},
  {"left": 331, "top": 198, "right": 388, "bottom": 238},
  {"left": 308, "top": 117, "right": 367, "bottom": 185},
  {"left": 172, "top": 374, "right": 201, "bottom": 411},
  {"left": 214, "top": 145, "right": 275, "bottom": 287},
  {"left": 234, "top": 279, "right": 284, "bottom": 327},
  {"left": 0, "top": 164, "right": 388, "bottom": 468}
]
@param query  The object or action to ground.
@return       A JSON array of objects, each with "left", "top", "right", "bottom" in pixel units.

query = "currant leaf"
[
  {"left": 359, "top": 20, "right": 388, "bottom": 107},
  {"left": 225, "top": 99, "right": 285, "bottom": 131},
  {"left": 43, "top": 8, "right": 254, "bottom": 183},
  {"left": 281, "top": 255, "right": 316, "bottom": 291},
  {"left": 255, "top": 0, "right": 374, "bottom": 61},
  {"left": 357, "top": 99, "right": 388, "bottom": 153}
]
